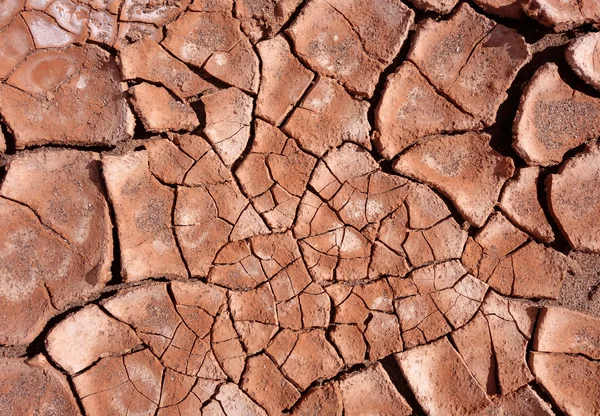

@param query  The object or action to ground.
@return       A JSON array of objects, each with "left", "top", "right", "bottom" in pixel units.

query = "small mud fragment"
[{"left": 2, "top": 0, "right": 600, "bottom": 413}]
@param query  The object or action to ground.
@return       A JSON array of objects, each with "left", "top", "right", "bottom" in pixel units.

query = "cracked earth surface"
[{"left": 1, "top": 0, "right": 600, "bottom": 415}]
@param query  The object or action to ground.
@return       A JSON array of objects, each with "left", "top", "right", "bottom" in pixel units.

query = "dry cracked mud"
[{"left": 1, "top": 0, "right": 600, "bottom": 415}]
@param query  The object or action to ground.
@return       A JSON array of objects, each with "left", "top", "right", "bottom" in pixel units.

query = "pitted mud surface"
[{"left": 1, "top": 0, "right": 600, "bottom": 415}]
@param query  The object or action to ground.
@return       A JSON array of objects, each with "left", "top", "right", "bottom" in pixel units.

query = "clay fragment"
[
  {"left": 130, "top": 83, "right": 200, "bottom": 133},
  {"left": 241, "top": 354, "right": 300, "bottom": 415},
  {"left": 174, "top": 185, "right": 233, "bottom": 276},
  {"left": 0, "top": 16, "right": 33, "bottom": 79},
  {"left": 102, "top": 151, "right": 188, "bottom": 281},
  {"left": 393, "top": 132, "right": 515, "bottom": 227},
  {"left": 485, "top": 386, "right": 554, "bottom": 416},
  {"left": 479, "top": 292, "right": 537, "bottom": 394},
  {"left": 0, "top": 355, "right": 81, "bottom": 416},
  {"left": 0, "top": 150, "right": 113, "bottom": 345},
  {"left": 114, "top": 22, "right": 163, "bottom": 50},
  {"left": 72, "top": 350, "right": 163, "bottom": 416},
  {"left": 0, "top": 45, "right": 134, "bottom": 148},
  {"left": 534, "top": 306, "right": 600, "bottom": 359},
  {"left": 409, "top": 3, "right": 496, "bottom": 87},
  {"left": 364, "top": 311, "right": 403, "bottom": 361},
  {"left": 88, "top": 10, "right": 117, "bottom": 46},
  {"left": 499, "top": 167, "right": 554, "bottom": 242},
  {"left": 0, "top": 0, "right": 23, "bottom": 29},
  {"left": 405, "top": 0, "right": 458, "bottom": 14},
  {"left": 558, "top": 251, "right": 600, "bottom": 317},
  {"left": 145, "top": 138, "right": 195, "bottom": 185},
  {"left": 329, "top": 325, "right": 366, "bottom": 365},
  {"left": 291, "top": 382, "right": 343, "bottom": 416},
  {"left": 283, "top": 77, "right": 370, "bottom": 157},
  {"left": 46, "top": 305, "right": 141, "bottom": 374},
  {"left": 22, "top": 11, "right": 77, "bottom": 48},
  {"left": 201, "top": 87, "right": 253, "bottom": 166},
  {"left": 287, "top": 0, "right": 413, "bottom": 97},
  {"left": 339, "top": 363, "right": 412, "bottom": 416},
  {"left": 465, "top": 214, "right": 567, "bottom": 299},
  {"left": 451, "top": 312, "right": 497, "bottom": 395},
  {"left": 515, "top": 242, "right": 568, "bottom": 298},
  {"left": 102, "top": 284, "right": 182, "bottom": 341},
  {"left": 523, "top": 0, "right": 600, "bottom": 31},
  {"left": 46, "top": 0, "right": 90, "bottom": 40},
  {"left": 396, "top": 337, "right": 491, "bottom": 416},
  {"left": 530, "top": 352, "right": 600, "bottom": 415},
  {"left": 256, "top": 35, "right": 314, "bottom": 126},
  {"left": 374, "top": 61, "right": 481, "bottom": 159},
  {"left": 204, "top": 38, "right": 260, "bottom": 94},
  {"left": 216, "top": 383, "right": 268, "bottom": 416},
  {"left": 442, "top": 24, "right": 529, "bottom": 125},
  {"left": 162, "top": 11, "right": 242, "bottom": 68},
  {"left": 119, "top": 37, "right": 212, "bottom": 99},
  {"left": 395, "top": 261, "right": 487, "bottom": 348},
  {"left": 324, "top": 0, "right": 414, "bottom": 65},
  {"left": 1, "top": 149, "right": 113, "bottom": 286},
  {"left": 281, "top": 329, "right": 344, "bottom": 390},
  {"left": 472, "top": 0, "right": 525, "bottom": 19},
  {"left": 408, "top": 3, "right": 530, "bottom": 125},
  {"left": 513, "top": 63, "right": 600, "bottom": 166},
  {"left": 234, "top": 0, "right": 301, "bottom": 43},
  {"left": 548, "top": 145, "right": 600, "bottom": 252},
  {"left": 120, "top": 0, "right": 190, "bottom": 25},
  {"left": 566, "top": 32, "right": 600, "bottom": 91}
]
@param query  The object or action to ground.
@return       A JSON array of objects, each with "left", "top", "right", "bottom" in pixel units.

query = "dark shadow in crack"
[
  {"left": 380, "top": 355, "right": 427, "bottom": 416},
  {"left": 0, "top": 119, "right": 16, "bottom": 156}
]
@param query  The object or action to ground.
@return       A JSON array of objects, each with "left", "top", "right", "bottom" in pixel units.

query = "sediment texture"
[{"left": 1, "top": 0, "right": 600, "bottom": 415}]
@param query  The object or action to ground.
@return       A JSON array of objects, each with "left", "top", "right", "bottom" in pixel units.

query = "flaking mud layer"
[{"left": 1, "top": 0, "right": 600, "bottom": 415}]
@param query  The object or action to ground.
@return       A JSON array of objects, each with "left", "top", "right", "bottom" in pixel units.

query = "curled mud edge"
[{"left": 1, "top": 0, "right": 600, "bottom": 415}]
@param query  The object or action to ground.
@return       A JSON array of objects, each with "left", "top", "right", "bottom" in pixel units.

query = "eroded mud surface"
[{"left": 1, "top": 0, "right": 600, "bottom": 415}]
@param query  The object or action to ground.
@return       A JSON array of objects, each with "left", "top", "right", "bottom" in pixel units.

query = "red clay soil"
[{"left": 1, "top": 1, "right": 600, "bottom": 415}]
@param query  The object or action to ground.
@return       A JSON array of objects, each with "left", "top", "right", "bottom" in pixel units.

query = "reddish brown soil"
[{"left": 1, "top": 0, "right": 600, "bottom": 415}]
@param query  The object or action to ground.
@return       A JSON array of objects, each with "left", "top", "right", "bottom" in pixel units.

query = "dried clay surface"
[{"left": 1, "top": 1, "right": 600, "bottom": 415}]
